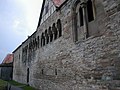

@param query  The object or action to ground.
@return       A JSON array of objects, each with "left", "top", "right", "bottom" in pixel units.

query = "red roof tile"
[{"left": 2, "top": 54, "right": 13, "bottom": 64}]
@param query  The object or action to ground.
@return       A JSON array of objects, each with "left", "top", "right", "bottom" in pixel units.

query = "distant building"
[
  {"left": 13, "top": 0, "right": 120, "bottom": 90},
  {"left": 0, "top": 54, "right": 13, "bottom": 80}
]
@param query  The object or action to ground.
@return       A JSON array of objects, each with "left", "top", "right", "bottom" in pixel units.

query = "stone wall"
[
  {"left": 0, "top": 67, "right": 12, "bottom": 80},
  {"left": 13, "top": 0, "right": 120, "bottom": 90}
]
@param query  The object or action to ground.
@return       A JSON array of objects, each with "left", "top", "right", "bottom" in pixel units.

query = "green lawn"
[
  {"left": 0, "top": 79, "right": 7, "bottom": 90},
  {"left": 8, "top": 80, "right": 36, "bottom": 90},
  {"left": 22, "top": 85, "right": 36, "bottom": 90},
  {"left": 8, "top": 80, "right": 25, "bottom": 86}
]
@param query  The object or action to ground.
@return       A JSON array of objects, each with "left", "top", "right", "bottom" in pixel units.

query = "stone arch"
[
  {"left": 45, "top": 29, "right": 49, "bottom": 44},
  {"left": 52, "top": 23, "right": 58, "bottom": 40},
  {"left": 57, "top": 19, "right": 62, "bottom": 37},
  {"left": 41, "top": 33, "right": 45, "bottom": 47},
  {"left": 48, "top": 26, "right": 53, "bottom": 42}
]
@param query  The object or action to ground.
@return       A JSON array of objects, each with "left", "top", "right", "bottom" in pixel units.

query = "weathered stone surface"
[{"left": 13, "top": 0, "right": 120, "bottom": 90}]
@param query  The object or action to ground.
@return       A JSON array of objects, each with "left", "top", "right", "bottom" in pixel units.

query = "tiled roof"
[{"left": 2, "top": 54, "right": 13, "bottom": 64}]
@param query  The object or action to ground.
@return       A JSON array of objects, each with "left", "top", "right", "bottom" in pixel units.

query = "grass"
[
  {"left": 22, "top": 85, "right": 36, "bottom": 90},
  {"left": 0, "top": 79, "right": 7, "bottom": 90},
  {"left": 8, "top": 80, "right": 24, "bottom": 86},
  {"left": 8, "top": 80, "right": 36, "bottom": 90}
]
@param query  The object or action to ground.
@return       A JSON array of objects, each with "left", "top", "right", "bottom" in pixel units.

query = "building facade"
[
  {"left": 0, "top": 54, "right": 13, "bottom": 80},
  {"left": 13, "top": 0, "right": 120, "bottom": 90}
]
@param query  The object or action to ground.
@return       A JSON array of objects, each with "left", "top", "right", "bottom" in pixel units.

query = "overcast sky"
[{"left": 0, "top": 0, "right": 43, "bottom": 63}]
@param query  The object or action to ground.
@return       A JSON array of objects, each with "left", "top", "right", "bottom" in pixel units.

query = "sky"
[{"left": 0, "top": 0, "right": 43, "bottom": 63}]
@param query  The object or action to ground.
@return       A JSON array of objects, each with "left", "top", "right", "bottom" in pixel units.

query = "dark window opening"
[
  {"left": 57, "top": 19, "right": 62, "bottom": 37},
  {"left": 87, "top": 0, "right": 94, "bottom": 22},
  {"left": 79, "top": 7, "right": 83, "bottom": 26},
  {"left": 41, "top": 33, "right": 45, "bottom": 47},
  {"left": 27, "top": 68, "right": 29, "bottom": 83},
  {"left": 45, "top": 30, "right": 49, "bottom": 44},
  {"left": 41, "top": 69, "right": 44, "bottom": 75},
  {"left": 55, "top": 69, "right": 57, "bottom": 75},
  {"left": 74, "top": 13, "right": 78, "bottom": 41},
  {"left": 35, "top": 38, "right": 37, "bottom": 49},
  {"left": 37, "top": 36, "right": 39, "bottom": 48},
  {"left": 48, "top": 27, "right": 53, "bottom": 42},
  {"left": 86, "top": 29, "right": 90, "bottom": 38},
  {"left": 52, "top": 23, "right": 58, "bottom": 40},
  {"left": 33, "top": 40, "right": 35, "bottom": 50},
  {"left": 31, "top": 43, "right": 32, "bottom": 51},
  {"left": 19, "top": 54, "right": 20, "bottom": 59},
  {"left": 29, "top": 43, "right": 31, "bottom": 52}
]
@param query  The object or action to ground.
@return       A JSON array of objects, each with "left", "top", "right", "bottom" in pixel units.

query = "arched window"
[
  {"left": 41, "top": 33, "right": 45, "bottom": 47},
  {"left": 35, "top": 38, "right": 37, "bottom": 49},
  {"left": 72, "top": 0, "right": 96, "bottom": 41},
  {"left": 57, "top": 19, "right": 62, "bottom": 37},
  {"left": 29, "top": 43, "right": 31, "bottom": 52},
  {"left": 87, "top": 0, "right": 94, "bottom": 22},
  {"left": 52, "top": 23, "right": 58, "bottom": 40},
  {"left": 37, "top": 36, "right": 39, "bottom": 48},
  {"left": 31, "top": 41, "right": 33, "bottom": 51},
  {"left": 48, "top": 27, "right": 53, "bottom": 42},
  {"left": 79, "top": 7, "right": 83, "bottom": 26},
  {"left": 45, "top": 30, "right": 49, "bottom": 44},
  {"left": 33, "top": 40, "right": 35, "bottom": 50}
]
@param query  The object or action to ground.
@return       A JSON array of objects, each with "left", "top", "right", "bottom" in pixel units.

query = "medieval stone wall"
[{"left": 13, "top": 0, "right": 120, "bottom": 90}]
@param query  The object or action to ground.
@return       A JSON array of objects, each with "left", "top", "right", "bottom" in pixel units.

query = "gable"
[
  {"left": 37, "top": 0, "right": 68, "bottom": 27},
  {"left": 53, "top": 0, "right": 66, "bottom": 7},
  {"left": 40, "top": 0, "right": 56, "bottom": 25}
]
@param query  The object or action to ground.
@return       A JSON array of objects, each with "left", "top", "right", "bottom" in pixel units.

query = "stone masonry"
[{"left": 13, "top": 0, "right": 120, "bottom": 90}]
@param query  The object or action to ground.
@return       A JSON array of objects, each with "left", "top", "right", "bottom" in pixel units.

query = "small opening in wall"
[
  {"left": 41, "top": 33, "right": 45, "bottom": 47},
  {"left": 19, "top": 54, "right": 20, "bottom": 60},
  {"left": 45, "top": 30, "right": 49, "bottom": 44},
  {"left": 57, "top": 19, "right": 62, "bottom": 37},
  {"left": 55, "top": 69, "right": 57, "bottom": 75},
  {"left": 41, "top": 69, "right": 44, "bottom": 75},
  {"left": 79, "top": 7, "right": 83, "bottom": 26},
  {"left": 48, "top": 27, "right": 53, "bottom": 42},
  {"left": 87, "top": 0, "right": 94, "bottom": 22},
  {"left": 35, "top": 38, "right": 37, "bottom": 49},
  {"left": 27, "top": 68, "right": 29, "bottom": 83},
  {"left": 52, "top": 23, "right": 58, "bottom": 40},
  {"left": 37, "top": 36, "right": 39, "bottom": 48}
]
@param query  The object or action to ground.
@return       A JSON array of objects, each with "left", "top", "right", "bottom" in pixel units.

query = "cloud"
[
  {"left": 13, "top": 20, "right": 20, "bottom": 29},
  {"left": 14, "top": 0, "right": 43, "bottom": 35}
]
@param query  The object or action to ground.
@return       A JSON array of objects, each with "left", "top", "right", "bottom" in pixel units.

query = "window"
[
  {"left": 87, "top": 0, "right": 94, "bottom": 22},
  {"left": 40, "top": 19, "right": 62, "bottom": 46},
  {"left": 73, "top": 0, "right": 96, "bottom": 42},
  {"left": 79, "top": 7, "right": 83, "bottom": 26},
  {"left": 57, "top": 19, "right": 62, "bottom": 37},
  {"left": 22, "top": 46, "right": 28, "bottom": 64},
  {"left": 48, "top": 27, "right": 53, "bottom": 42},
  {"left": 35, "top": 38, "right": 37, "bottom": 49},
  {"left": 41, "top": 69, "right": 44, "bottom": 75},
  {"left": 55, "top": 69, "right": 57, "bottom": 75},
  {"left": 41, "top": 33, "right": 45, "bottom": 47},
  {"left": 37, "top": 36, "right": 39, "bottom": 48},
  {"left": 45, "top": 30, "right": 49, "bottom": 44},
  {"left": 19, "top": 54, "right": 20, "bottom": 60},
  {"left": 33, "top": 40, "right": 35, "bottom": 50},
  {"left": 52, "top": 23, "right": 58, "bottom": 40},
  {"left": 27, "top": 68, "right": 29, "bottom": 83}
]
